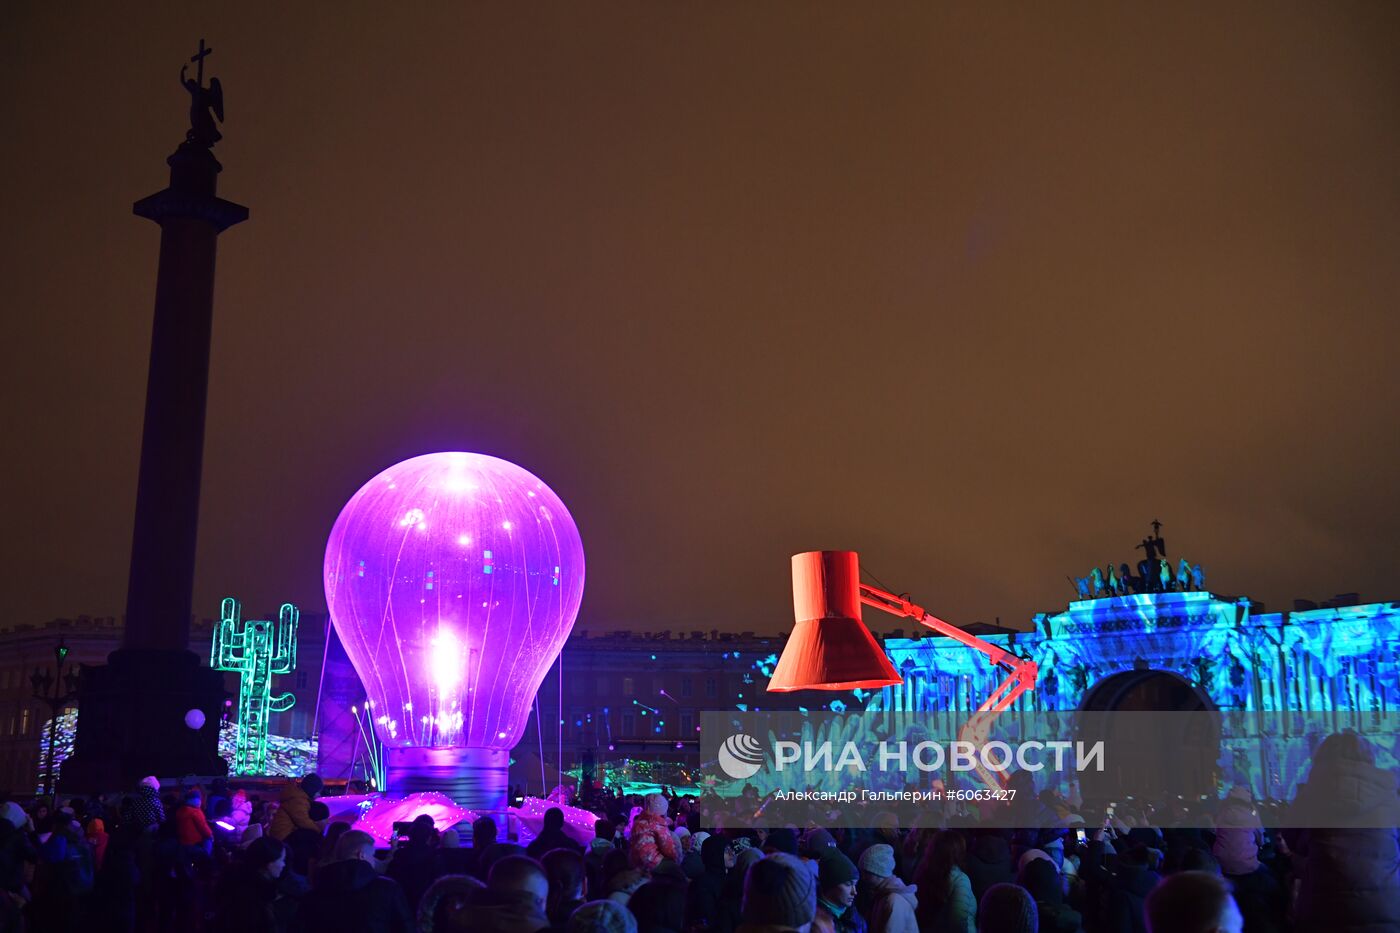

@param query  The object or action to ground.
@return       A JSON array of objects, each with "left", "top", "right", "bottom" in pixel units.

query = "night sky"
[{"left": 5, "top": 4, "right": 1399, "bottom": 636}]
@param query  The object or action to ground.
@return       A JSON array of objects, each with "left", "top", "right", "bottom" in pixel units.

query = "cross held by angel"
[{"left": 181, "top": 39, "right": 224, "bottom": 148}]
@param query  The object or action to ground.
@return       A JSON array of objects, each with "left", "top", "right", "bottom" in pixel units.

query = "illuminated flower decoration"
[
  {"left": 516, "top": 796, "right": 598, "bottom": 848},
  {"left": 352, "top": 792, "right": 474, "bottom": 844}
]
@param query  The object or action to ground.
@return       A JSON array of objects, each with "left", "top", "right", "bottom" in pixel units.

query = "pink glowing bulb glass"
[{"left": 324, "top": 452, "right": 584, "bottom": 751}]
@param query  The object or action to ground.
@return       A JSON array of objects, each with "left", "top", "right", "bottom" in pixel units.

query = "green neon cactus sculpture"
[{"left": 213, "top": 598, "right": 299, "bottom": 775}]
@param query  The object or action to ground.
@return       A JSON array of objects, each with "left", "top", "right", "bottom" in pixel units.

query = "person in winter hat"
[
  {"left": 628, "top": 794, "right": 678, "bottom": 872},
  {"left": 131, "top": 776, "right": 165, "bottom": 830},
  {"left": 740, "top": 852, "right": 817, "bottom": 933},
  {"left": 225, "top": 787, "right": 253, "bottom": 841},
  {"left": 977, "top": 883, "right": 1037, "bottom": 933},
  {"left": 174, "top": 790, "right": 214, "bottom": 850},
  {"left": 686, "top": 834, "right": 732, "bottom": 933},
  {"left": 1018, "top": 849, "right": 1053, "bottom": 874},
  {"left": 210, "top": 836, "right": 290, "bottom": 933},
  {"left": 1211, "top": 785, "right": 1262, "bottom": 876},
  {"left": 721, "top": 847, "right": 765, "bottom": 929},
  {"left": 856, "top": 844, "right": 917, "bottom": 933},
  {"left": 802, "top": 829, "right": 838, "bottom": 861},
  {"left": 270, "top": 772, "right": 323, "bottom": 842},
  {"left": 814, "top": 850, "right": 866, "bottom": 933},
  {"left": 680, "top": 829, "right": 708, "bottom": 879},
  {"left": 84, "top": 817, "right": 109, "bottom": 871},
  {"left": 858, "top": 813, "right": 906, "bottom": 880},
  {"left": 569, "top": 899, "right": 639, "bottom": 933},
  {"left": 206, "top": 777, "right": 232, "bottom": 823},
  {"left": 1020, "top": 857, "right": 1083, "bottom": 933},
  {"left": 1202, "top": 786, "right": 1280, "bottom": 933}
]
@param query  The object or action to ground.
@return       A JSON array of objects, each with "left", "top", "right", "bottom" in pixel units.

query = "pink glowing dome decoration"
[{"left": 324, "top": 453, "right": 585, "bottom": 756}]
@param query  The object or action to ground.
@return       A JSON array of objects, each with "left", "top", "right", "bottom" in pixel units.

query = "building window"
[
  {"left": 597, "top": 676, "right": 609, "bottom": 694},
  {"left": 296, "top": 670, "right": 309, "bottom": 690},
  {"left": 681, "top": 711, "right": 694, "bottom": 735},
  {"left": 622, "top": 677, "right": 634, "bottom": 696},
  {"left": 20, "top": 708, "right": 30, "bottom": 736},
  {"left": 622, "top": 713, "right": 635, "bottom": 736},
  {"left": 681, "top": 678, "right": 693, "bottom": 698},
  {"left": 705, "top": 678, "right": 717, "bottom": 698}
]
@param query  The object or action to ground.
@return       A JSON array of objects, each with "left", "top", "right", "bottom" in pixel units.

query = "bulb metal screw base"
[{"left": 385, "top": 745, "right": 509, "bottom": 818}]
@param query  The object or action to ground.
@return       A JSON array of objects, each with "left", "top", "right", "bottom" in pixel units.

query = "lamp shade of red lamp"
[{"left": 767, "top": 550, "right": 903, "bottom": 692}]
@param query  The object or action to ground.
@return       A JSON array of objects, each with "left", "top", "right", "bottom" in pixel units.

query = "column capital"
[{"left": 133, "top": 189, "right": 249, "bottom": 232}]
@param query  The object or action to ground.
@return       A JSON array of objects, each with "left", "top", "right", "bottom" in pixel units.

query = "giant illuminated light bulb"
[{"left": 324, "top": 452, "right": 584, "bottom": 812}]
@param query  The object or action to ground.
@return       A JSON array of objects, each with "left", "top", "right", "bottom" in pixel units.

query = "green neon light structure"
[{"left": 213, "top": 598, "right": 299, "bottom": 775}]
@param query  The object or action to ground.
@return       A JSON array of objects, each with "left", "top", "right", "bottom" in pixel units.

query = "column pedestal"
[{"left": 61, "top": 649, "right": 227, "bottom": 792}]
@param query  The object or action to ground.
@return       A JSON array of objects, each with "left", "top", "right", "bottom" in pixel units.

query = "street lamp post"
[{"left": 30, "top": 637, "right": 80, "bottom": 799}]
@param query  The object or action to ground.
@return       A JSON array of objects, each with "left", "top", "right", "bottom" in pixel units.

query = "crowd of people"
[{"left": 0, "top": 731, "right": 1397, "bottom": 933}]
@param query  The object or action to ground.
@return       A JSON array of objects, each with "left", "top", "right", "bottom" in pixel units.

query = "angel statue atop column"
[{"left": 181, "top": 40, "right": 224, "bottom": 148}]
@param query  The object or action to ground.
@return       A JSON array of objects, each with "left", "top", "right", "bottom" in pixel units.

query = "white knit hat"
[{"left": 1018, "top": 848, "right": 1054, "bottom": 872}]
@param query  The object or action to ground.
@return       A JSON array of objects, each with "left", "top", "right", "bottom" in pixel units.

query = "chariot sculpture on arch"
[{"left": 1071, "top": 522, "right": 1206, "bottom": 597}]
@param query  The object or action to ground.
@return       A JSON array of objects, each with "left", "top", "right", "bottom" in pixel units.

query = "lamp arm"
[
  {"left": 856, "top": 584, "right": 1038, "bottom": 682},
  {"left": 858, "top": 583, "right": 1039, "bottom": 788}
]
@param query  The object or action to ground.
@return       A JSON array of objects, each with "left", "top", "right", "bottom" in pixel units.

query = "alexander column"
[{"left": 65, "top": 41, "right": 247, "bottom": 791}]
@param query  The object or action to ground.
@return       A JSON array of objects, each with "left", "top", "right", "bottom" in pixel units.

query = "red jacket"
[
  {"left": 174, "top": 804, "right": 213, "bottom": 846},
  {"left": 628, "top": 813, "right": 678, "bottom": 872},
  {"left": 85, "top": 819, "right": 109, "bottom": 870}
]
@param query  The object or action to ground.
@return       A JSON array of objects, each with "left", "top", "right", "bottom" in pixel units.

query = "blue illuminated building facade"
[{"left": 870, "top": 590, "right": 1400, "bottom": 799}]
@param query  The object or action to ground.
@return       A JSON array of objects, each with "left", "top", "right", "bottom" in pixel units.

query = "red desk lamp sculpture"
[{"left": 768, "top": 550, "right": 1039, "bottom": 787}]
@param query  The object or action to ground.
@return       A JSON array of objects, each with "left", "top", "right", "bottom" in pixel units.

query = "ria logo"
[{"left": 718, "top": 733, "right": 765, "bottom": 780}]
